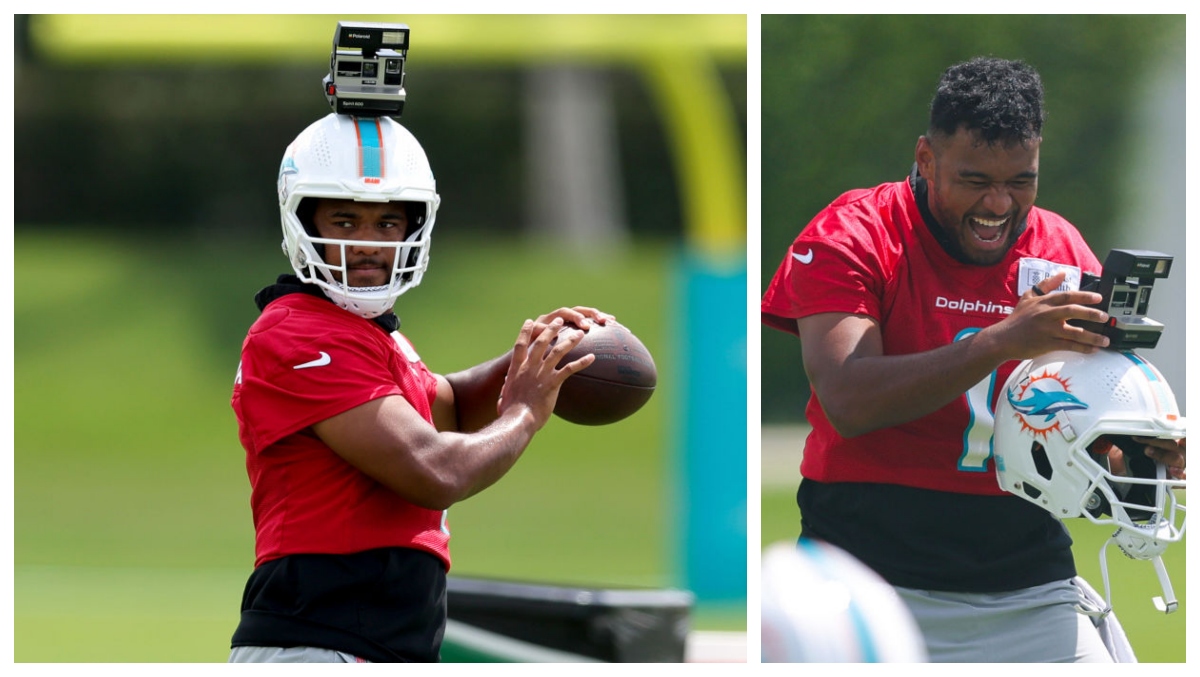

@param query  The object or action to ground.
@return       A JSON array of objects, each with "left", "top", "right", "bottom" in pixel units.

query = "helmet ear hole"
[
  {"left": 295, "top": 197, "right": 326, "bottom": 260},
  {"left": 1015, "top": 442, "right": 1052, "bottom": 502},
  {"left": 1031, "top": 441, "right": 1053, "bottom": 481}
]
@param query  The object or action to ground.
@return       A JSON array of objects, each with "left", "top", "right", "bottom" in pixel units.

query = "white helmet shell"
[
  {"left": 760, "top": 540, "right": 928, "bottom": 662},
  {"left": 277, "top": 113, "right": 441, "bottom": 318},
  {"left": 993, "top": 349, "right": 1186, "bottom": 559}
]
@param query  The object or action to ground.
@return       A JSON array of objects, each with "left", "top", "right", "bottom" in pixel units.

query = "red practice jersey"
[
  {"left": 232, "top": 292, "right": 450, "bottom": 568},
  {"left": 762, "top": 178, "right": 1101, "bottom": 495}
]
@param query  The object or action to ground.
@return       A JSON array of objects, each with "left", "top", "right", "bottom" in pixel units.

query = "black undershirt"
[
  {"left": 231, "top": 548, "right": 447, "bottom": 662},
  {"left": 797, "top": 480, "right": 1076, "bottom": 592}
]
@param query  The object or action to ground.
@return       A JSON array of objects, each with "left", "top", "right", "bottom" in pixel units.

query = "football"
[{"left": 553, "top": 319, "right": 657, "bottom": 426}]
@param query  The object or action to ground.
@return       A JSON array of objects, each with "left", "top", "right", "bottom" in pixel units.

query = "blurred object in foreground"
[{"left": 761, "top": 540, "right": 928, "bottom": 662}]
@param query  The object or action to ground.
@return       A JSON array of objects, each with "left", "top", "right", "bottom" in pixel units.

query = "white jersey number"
[{"left": 955, "top": 328, "right": 998, "bottom": 472}]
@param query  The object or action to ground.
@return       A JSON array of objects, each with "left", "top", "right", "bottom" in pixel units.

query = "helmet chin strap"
[
  {"left": 1084, "top": 534, "right": 1178, "bottom": 618},
  {"left": 1077, "top": 540, "right": 1114, "bottom": 620},
  {"left": 1149, "top": 554, "right": 1178, "bottom": 613}
]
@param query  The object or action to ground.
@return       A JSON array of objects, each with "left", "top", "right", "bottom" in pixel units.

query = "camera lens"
[{"left": 386, "top": 59, "right": 402, "bottom": 74}]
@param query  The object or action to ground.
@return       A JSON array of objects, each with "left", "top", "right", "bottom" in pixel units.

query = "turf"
[{"left": 13, "top": 229, "right": 745, "bottom": 662}]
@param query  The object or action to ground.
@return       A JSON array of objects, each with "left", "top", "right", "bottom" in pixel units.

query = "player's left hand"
[
  {"left": 534, "top": 306, "right": 614, "bottom": 332},
  {"left": 496, "top": 317, "right": 593, "bottom": 427}
]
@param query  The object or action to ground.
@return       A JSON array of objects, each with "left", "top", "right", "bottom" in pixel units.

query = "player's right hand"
[
  {"left": 988, "top": 271, "right": 1111, "bottom": 359},
  {"left": 497, "top": 317, "right": 595, "bottom": 428}
]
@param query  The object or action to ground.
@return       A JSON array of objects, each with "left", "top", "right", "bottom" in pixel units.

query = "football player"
[
  {"left": 228, "top": 113, "right": 610, "bottom": 662},
  {"left": 762, "top": 57, "right": 1184, "bottom": 662}
]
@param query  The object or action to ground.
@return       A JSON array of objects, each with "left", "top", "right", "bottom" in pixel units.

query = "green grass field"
[
  {"left": 762, "top": 461, "right": 1187, "bottom": 662},
  {"left": 14, "top": 228, "right": 745, "bottom": 662}
]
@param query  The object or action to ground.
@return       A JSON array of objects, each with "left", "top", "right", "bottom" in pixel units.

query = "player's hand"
[
  {"left": 1092, "top": 436, "right": 1185, "bottom": 480},
  {"left": 534, "top": 306, "right": 614, "bottom": 332},
  {"left": 1134, "top": 436, "right": 1186, "bottom": 480},
  {"left": 987, "top": 271, "right": 1111, "bottom": 359},
  {"left": 497, "top": 317, "right": 595, "bottom": 428}
]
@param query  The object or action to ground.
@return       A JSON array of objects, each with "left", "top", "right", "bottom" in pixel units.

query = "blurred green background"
[
  {"left": 12, "top": 12, "right": 1191, "bottom": 664},
  {"left": 759, "top": 15, "right": 1186, "bottom": 662},
  {"left": 13, "top": 14, "right": 747, "bottom": 662}
]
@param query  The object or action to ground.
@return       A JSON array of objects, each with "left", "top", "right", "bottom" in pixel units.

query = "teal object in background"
[{"left": 674, "top": 252, "right": 747, "bottom": 602}]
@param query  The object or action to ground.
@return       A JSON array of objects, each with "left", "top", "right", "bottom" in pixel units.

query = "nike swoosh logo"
[
  {"left": 792, "top": 249, "right": 814, "bottom": 264},
  {"left": 294, "top": 351, "right": 331, "bottom": 370}
]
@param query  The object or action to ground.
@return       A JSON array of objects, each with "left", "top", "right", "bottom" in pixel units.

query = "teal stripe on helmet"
[
  {"left": 356, "top": 118, "right": 384, "bottom": 178},
  {"left": 797, "top": 537, "right": 881, "bottom": 662}
]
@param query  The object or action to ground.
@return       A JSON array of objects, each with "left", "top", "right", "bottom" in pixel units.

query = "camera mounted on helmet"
[{"left": 323, "top": 21, "right": 410, "bottom": 118}]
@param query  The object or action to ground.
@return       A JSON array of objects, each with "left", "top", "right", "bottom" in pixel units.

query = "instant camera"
[
  {"left": 1070, "top": 249, "right": 1174, "bottom": 350},
  {"left": 323, "top": 21, "right": 410, "bottom": 117}
]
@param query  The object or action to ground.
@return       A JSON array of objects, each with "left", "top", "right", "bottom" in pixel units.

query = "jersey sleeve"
[
  {"left": 235, "top": 306, "right": 403, "bottom": 453},
  {"left": 762, "top": 192, "right": 890, "bottom": 336}
]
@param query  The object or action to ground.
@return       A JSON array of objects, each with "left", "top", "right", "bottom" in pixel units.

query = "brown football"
[{"left": 553, "top": 320, "right": 657, "bottom": 426}]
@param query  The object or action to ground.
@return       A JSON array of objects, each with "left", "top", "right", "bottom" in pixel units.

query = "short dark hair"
[{"left": 928, "top": 57, "right": 1045, "bottom": 145}]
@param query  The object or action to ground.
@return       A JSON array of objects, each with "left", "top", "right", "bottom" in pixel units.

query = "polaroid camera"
[
  {"left": 1069, "top": 249, "right": 1173, "bottom": 350},
  {"left": 322, "top": 21, "right": 410, "bottom": 117}
]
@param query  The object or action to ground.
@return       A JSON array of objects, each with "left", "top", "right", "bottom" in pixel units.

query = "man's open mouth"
[{"left": 968, "top": 215, "right": 1008, "bottom": 244}]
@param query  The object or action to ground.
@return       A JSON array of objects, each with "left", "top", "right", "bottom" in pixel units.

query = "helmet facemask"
[{"left": 285, "top": 197, "right": 434, "bottom": 318}]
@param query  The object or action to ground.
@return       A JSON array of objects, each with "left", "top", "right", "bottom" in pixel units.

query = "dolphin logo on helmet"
[{"left": 1006, "top": 386, "right": 1088, "bottom": 422}]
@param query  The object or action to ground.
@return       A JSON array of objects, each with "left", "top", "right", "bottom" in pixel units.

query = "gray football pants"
[
  {"left": 229, "top": 645, "right": 370, "bottom": 663},
  {"left": 894, "top": 578, "right": 1114, "bottom": 663}
]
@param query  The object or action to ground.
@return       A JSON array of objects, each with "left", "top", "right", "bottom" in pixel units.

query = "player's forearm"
[
  {"left": 444, "top": 351, "right": 513, "bottom": 432},
  {"left": 818, "top": 331, "right": 1007, "bottom": 437},
  {"left": 413, "top": 405, "right": 540, "bottom": 509}
]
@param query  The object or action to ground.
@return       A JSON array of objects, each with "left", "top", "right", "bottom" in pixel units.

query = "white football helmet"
[
  {"left": 761, "top": 540, "right": 928, "bottom": 663},
  {"left": 277, "top": 113, "right": 441, "bottom": 318},
  {"left": 993, "top": 349, "right": 1186, "bottom": 614}
]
